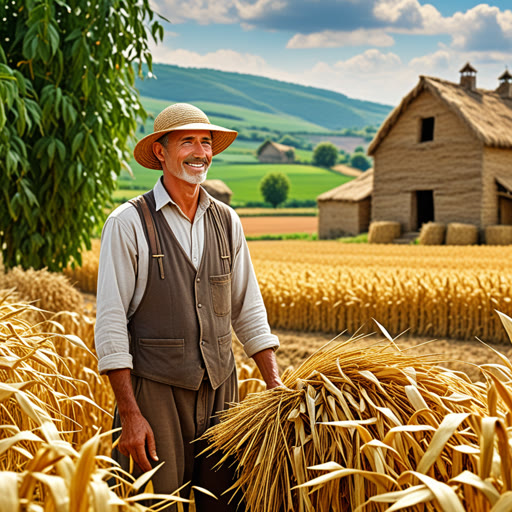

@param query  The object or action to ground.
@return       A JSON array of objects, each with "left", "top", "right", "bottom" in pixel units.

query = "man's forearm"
[
  {"left": 252, "top": 348, "right": 282, "bottom": 389},
  {"left": 108, "top": 368, "right": 141, "bottom": 417}
]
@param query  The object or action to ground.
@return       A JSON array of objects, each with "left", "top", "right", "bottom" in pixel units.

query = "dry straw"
[
  {"left": 368, "top": 221, "right": 401, "bottom": 243},
  {"left": 0, "top": 296, "right": 186, "bottom": 511},
  {"left": 446, "top": 223, "right": 478, "bottom": 246},
  {"left": 485, "top": 225, "right": 512, "bottom": 246},
  {"left": 204, "top": 314, "right": 512, "bottom": 512},
  {"left": 64, "top": 238, "right": 101, "bottom": 293},
  {"left": 419, "top": 222, "right": 446, "bottom": 245}
]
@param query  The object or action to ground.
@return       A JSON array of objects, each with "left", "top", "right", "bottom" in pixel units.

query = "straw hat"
[{"left": 133, "top": 103, "right": 238, "bottom": 170}]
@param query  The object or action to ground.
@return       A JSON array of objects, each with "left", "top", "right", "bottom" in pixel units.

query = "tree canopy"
[
  {"left": 350, "top": 153, "right": 372, "bottom": 171},
  {"left": 0, "top": 0, "right": 165, "bottom": 270},
  {"left": 260, "top": 172, "right": 290, "bottom": 208},
  {"left": 312, "top": 141, "right": 339, "bottom": 168}
]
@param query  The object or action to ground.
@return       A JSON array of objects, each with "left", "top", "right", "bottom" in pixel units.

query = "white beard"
[{"left": 172, "top": 162, "right": 210, "bottom": 185}]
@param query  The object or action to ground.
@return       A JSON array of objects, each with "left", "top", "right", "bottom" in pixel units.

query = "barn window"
[{"left": 420, "top": 117, "right": 435, "bottom": 142}]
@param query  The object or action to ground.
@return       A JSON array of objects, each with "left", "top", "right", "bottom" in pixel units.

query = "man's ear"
[{"left": 152, "top": 142, "right": 165, "bottom": 163}]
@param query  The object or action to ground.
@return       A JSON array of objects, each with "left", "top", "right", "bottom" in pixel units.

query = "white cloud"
[
  {"left": 149, "top": 0, "right": 237, "bottom": 24},
  {"left": 235, "top": 0, "right": 287, "bottom": 20},
  {"left": 373, "top": 0, "right": 442, "bottom": 29},
  {"left": 287, "top": 29, "right": 394, "bottom": 49},
  {"left": 332, "top": 49, "right": 402, "bottom": 73}
]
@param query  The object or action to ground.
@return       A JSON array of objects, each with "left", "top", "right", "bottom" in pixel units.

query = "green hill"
[{"left": 135, "top": 64, "right": 392, "bottom": 131}]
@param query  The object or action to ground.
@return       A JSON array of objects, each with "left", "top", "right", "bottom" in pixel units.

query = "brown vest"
[{"left": 128, "top": 190, "right": 235, "bottom": 390}]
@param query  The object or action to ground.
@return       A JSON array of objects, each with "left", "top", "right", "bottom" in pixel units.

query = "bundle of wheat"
[
  {"left": 445, "top": 223, "right": 478, "bottom": 246},
  {"left": 419, "top": 222, "right": 446, "bottom": 245},
  {"left": 203, "top": 318, "right": 512, "bottom": 512},
  {"left": 368, "top": 221, "right": 401, "bottom": 243},
  {"left": 485, "top": 225, "right": 512, "bottom": 246}
]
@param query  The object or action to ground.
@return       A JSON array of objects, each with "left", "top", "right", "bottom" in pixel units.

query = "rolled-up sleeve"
[
  {"left": 229, "top": 212, "right": 279, "bottom": 357},
  {"left": 94, "top": 211, "right": 139, "bottom": 374}
]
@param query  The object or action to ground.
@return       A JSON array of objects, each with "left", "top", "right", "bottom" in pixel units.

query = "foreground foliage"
[{"left": 0, "top": 0, "right": 164, "bottom": 271}]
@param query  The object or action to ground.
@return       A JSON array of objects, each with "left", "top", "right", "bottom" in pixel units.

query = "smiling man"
[{"left": 94, "top": 103, "right": 282, "bottom": 511}]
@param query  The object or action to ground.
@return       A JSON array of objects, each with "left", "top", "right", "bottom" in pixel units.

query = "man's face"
[{"left": 159, "top": 130, "right": 213, "bottom": 185}]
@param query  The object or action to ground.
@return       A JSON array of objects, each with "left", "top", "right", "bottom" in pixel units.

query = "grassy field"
[
  {"left": 140, "top": 96, "right": 327, "bottom": 133},
  {"left": 116, "top": 160, "right": 351, "bottom": 205}
]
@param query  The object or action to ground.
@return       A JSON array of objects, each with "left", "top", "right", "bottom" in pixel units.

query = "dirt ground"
[{"left": 240, "top": 216, "right": 317, "bottom": 235}]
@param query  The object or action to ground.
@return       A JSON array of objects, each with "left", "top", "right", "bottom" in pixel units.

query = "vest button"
[
  {"left": 198, "top": 303, "right": 202, "bottom": 308},
  {"left": 197, "top": 278, "right": 201, "bottom": 283}
]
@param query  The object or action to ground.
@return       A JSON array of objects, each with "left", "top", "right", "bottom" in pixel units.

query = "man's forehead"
[{"left": 171, "top": 129, "right": 212, "bottom": 141}]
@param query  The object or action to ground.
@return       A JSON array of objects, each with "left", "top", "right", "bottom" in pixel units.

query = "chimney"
[
  {"left": 496, "top": 68, "right": 512, "bottom": 99},
  {"left": 459, "top": 62, "right": 477, "bottom": 90}
]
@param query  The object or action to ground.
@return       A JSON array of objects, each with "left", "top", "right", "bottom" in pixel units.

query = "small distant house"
[
  {"left": 202, "top": 179, "right": 232, "bottom": 205},
  {"left": 367, "top": 63, "right": 512, "bottom": 234},
  {"left": 257, "top": 140, "right": 295, "bottom": 163},
  {"left": 317, "top": 169, "right": 373, "bottom": 239}
]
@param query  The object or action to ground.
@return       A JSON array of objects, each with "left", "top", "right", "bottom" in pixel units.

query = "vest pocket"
[
  {"left": 209, "top": 273, "right": 232, "bottom": 317},
  {"left": 139, "top": 338, "right": 185, "bottom": 348}
]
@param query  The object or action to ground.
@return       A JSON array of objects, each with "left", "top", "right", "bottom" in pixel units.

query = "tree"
[
  {"left": 350, "top": 152, "right": 372, "bottom": 171},
  {"left": 354, "top": 145, "right": 365, "bottom": 153},
  {"left": 260, "top": 173, "right": 290, "bottom": 208},
  {"left": 0, "top": 0, "right": 165, "bottom": 271},
  {"left": 312, "top": 142, "right": 339, "bottom": 168}
]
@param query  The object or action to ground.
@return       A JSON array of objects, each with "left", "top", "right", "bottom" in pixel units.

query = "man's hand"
[
  {"left": 108, "top": 368, "right": 159, "bottom": 473},
  {"left": 117, "top": 411, "right": 158, "bottom": 473}
]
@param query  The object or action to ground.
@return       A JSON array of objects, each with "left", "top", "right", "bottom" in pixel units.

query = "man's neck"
[{"left": 162, "top": 174, "right": 201, "bottom": 222}]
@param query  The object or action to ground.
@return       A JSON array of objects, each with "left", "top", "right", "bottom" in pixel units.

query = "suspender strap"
[
  {"left": 129, "top": 195, "right": 165, "bottom": 280},
  {"left": 209, "top": 201, "right": 232, "bottom": 274}
]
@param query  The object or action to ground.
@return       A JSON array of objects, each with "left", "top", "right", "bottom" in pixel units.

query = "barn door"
[
  {"left": 415, "top": 190, "right": 434, "bottom": 229},
  {"left": 499, "top": 196, "right": 512, "bottom": 225}
]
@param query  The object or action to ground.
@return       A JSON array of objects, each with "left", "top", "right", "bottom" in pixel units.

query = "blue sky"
[{"left": 148, "top": 1, "right": 512, "bottom": 105}]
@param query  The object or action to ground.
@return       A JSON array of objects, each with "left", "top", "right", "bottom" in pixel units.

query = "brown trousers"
[{"left": 112, "top": 370, "right": 245, "bottom": 511}]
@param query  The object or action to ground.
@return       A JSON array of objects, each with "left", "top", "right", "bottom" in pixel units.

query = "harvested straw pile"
[
  {"left": 0, "top": 265, "right": 84, "bottom": 315},
  {"left": 0, "top": 297, "right": 184, "bottom": 511},
  {"left": 204, "top": 319, "right": 512, "bottom": 512},
  {"left": 445, "top": 223, "right": 478, "bottom": 246},
  {"left": 368, "top": 221, "right": 400, "bottom": 243},
  {"left": 64, "top": 238, "right": 101, "bottom": 293},
  {"left": 419, "top": 222, "right": 446, "bottom": 245},
  {"left": 485, "top": 225, "right": 512, "bottom": 245}
]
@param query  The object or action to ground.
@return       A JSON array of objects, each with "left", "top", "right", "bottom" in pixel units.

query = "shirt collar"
[{"left": 153, "top": 177, "right": 212, "bottom": 214}]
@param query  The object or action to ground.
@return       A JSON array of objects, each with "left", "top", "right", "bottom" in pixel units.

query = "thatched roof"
[
  {"left": 202, "top": 179, "right": 232, "bottom": 195},
  {"left": 259, "top": 140, "right": 294, "bottom": 154},
  {"left": 368, "top": 76, "right": 512, "bottom": 155},
  {"left": 317, "top": 169, "right": 373, "bottom": 202}
]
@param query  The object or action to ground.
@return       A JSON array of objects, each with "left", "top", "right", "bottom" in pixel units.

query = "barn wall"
[
  {"left": 318, "top": 201, "right": 361, "bottom": 239},
  {"left": 482, "top": 147, "right": 512, "bottom": 226},
  {"left": 372, "top": 90, "right": 483, "bottom": 231}
]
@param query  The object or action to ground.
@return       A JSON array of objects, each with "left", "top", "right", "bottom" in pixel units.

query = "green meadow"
[{"left": 116, "top": 159, "right": 351, "bottom": 205}]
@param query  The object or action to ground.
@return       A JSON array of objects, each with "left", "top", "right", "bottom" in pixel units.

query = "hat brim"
[{"left": 133, "top": 123, "right": 238, "bottom": 170}]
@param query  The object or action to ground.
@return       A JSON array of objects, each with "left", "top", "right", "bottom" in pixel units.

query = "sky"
[{"left": 147, "top": 0, "right": 512, "bottom": 106}]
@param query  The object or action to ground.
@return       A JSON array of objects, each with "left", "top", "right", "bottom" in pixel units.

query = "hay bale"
[
  {"left": 485, "top": 225, "right": 512, "bottom": 245},
  {"left": 368, "top": 221, "right": 400, "bottom": 243},
  {"left": 445, "top": 223, "right": 478, "bottom": 245},
  {"left": 418, "top": 222, "right": 446, "bottom": 245}
]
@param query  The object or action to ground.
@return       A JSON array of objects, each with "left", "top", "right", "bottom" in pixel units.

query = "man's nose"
[{"left": 192, "top": 141, "right": 210, "bottom": 157}]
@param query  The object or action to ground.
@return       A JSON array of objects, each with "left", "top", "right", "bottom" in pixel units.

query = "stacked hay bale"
[
  {"left": 445, "top": 222, "right": 478, "bottom": 245},
  {"left": 418, "top": 222, "right": 446, "bottom": 245},
  {"left": 485, "top": 225, "right": 512, "bottom": 245},
  {"left": 368, "top": 221, "right": 401, "bottom": 243},
  {"left": 204, "top": 319, "right": 512, "bottom": 512}
]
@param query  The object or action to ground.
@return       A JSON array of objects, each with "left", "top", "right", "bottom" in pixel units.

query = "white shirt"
[{"left": 94, "top": 178, "right": 279, "bottom": 374}]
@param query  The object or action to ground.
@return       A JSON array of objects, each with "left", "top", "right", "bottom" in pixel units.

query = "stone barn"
[
  {"left": 367, "top": 64, "right": 512, "bottom": 235},
  {"left": 202, "top": 179, "right": 232, "bottom": 205},
  {"left": 317, "top": 169, "right": 373, "bottom": 239},
  {"left": 257, "top": 140, "right": 295, "bottom": 163}
]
